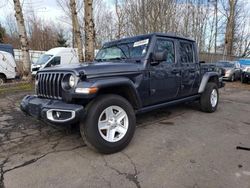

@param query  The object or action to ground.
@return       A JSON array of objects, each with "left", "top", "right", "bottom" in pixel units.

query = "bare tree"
[
  {"left": 114, "top": 0, "right": 126, "bottom": 39},
  {"left": 84, "top": 0, "right": 95, "bottom": 61},
  {"left": 224, "top": 0, "right": 238, "bottom": 56},
  {"left": 70, "top": 0, "right": 84, "bottom": 62},
  {"left": 13, "top": 0, "right": 31, "bottom": 78}
]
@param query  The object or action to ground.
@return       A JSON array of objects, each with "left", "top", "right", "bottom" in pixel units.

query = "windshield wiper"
[
  {"left": 113, "top": 44, "right": 128, "bottom": 59},
  {"left": 107, "top": 57, "right": 126, "bottom": 61},
  {"left": 94, "top": 58, "right": 107, "bottom": 62}
]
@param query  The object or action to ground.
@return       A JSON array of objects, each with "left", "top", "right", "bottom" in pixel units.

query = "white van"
[
  {"left": 0, "top": 51, "right": 16, "bottom": 85},
  {"left": 31, "top": 47, "right": 79, "bottom": 75}
]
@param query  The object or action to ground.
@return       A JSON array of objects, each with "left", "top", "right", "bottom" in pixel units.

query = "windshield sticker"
[{"left": 133, "top": 39, "right": 149, "bottom": 47}]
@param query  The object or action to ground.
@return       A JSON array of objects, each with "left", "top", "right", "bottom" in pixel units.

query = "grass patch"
[{"left": 0, "top": 82, "right": 34, "bottom": 95}]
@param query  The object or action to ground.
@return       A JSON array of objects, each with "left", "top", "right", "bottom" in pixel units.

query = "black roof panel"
[{"left": 103, "top": 32, "right": 195, "bottom": 47}]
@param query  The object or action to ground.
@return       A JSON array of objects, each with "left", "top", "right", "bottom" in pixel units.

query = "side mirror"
[
  {"left": 154, "top": 51, "right": 167, "bottom": 62},
  {"left": 151, "top": 51, "right": 167, "bottom": 65}
]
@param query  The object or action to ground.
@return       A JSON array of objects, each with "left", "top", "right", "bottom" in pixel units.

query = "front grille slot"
[{"left": 37, "top": 72, "right": 64, "bottom": 99}]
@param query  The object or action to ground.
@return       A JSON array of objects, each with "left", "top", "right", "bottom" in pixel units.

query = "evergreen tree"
[{"left": 57, "top": 30, "right": 68, "bottom": 47}]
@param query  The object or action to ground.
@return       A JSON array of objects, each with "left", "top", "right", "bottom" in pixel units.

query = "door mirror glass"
[{"left": 153, "top": 51, "right": 167, "bottom": 62}]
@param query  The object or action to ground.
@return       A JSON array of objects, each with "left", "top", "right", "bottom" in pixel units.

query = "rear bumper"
[{"left": 20, "top": 95, "right": 85, "bottom": 125}]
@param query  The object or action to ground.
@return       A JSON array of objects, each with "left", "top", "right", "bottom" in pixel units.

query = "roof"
[
  {"left": 104, "top": 32, "right": 195, "bottom": 46},
  {"left": 45, "top": 47, "right": 75, "bottom": 55}
]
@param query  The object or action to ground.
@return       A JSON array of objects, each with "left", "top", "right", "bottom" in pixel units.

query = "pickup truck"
[{"left": 21, "top": 33, "right": 224, "bottom": 154}]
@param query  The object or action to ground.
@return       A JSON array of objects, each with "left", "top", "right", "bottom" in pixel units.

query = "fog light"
[
  {"left": 47, "top": 109, "right": 75, "bottom": 122},
  {"left": 56, "top": 111, "right": 61, "bottom": 118}
]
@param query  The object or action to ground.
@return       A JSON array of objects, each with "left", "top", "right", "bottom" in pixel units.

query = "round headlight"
[
  {"left": 69, "top": 75, "right": 75, "bottom": 88},
  {"left": 62, "top": 74, "right": 77, "bottom": 90}
]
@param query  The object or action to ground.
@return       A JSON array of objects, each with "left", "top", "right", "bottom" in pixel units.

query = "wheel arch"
[
  {"left": 198, "top": 72, "right": 219, "bottom": 93},
  {"left": 0, "top": 73, "right": 7, "bottom": 79},
  {"left": 92, "top": 77, "right": 142, "bottom": 109}
]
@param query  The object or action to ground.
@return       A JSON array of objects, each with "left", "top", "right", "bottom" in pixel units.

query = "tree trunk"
[
  {"left": 84, "top": 0, "right": 95, "bottom": 62},
  {"left": 13, "top": 0, "right": 31, "bottom": 78},
  {"left": 224, "top": 0, "right": 237, "bottom": 56},
  {"left": 70, "top": 0, "right": 84, "bottom": 62},
  {"left": 214, "top": 0, "right": 218, "bottom": 53}
]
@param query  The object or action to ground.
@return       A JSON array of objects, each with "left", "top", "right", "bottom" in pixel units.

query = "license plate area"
[{"left": 28, "top": 103, "right": 41, "bottom": 118}]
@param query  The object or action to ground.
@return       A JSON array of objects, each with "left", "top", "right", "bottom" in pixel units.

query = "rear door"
[
  {"left": 178, "top": 40, "right": 200, "bottom": 97},
  {"left": 149, "top": 37, "right": 181, "bottom": 105}
]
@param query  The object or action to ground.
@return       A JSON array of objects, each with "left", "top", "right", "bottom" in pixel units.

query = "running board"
[{"left": 136, "top": 95, "right": 200, "bottom": 114}]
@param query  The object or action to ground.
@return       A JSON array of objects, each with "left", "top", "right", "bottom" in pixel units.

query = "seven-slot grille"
[{"left": 36, "top": 72, "right": 65, "bottom": 99}]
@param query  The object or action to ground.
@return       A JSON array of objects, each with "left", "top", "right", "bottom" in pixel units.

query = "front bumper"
[
  {"left": 20, "top": 95, "right": 85, "bottom": 125},
  {"left": 219, "top": 77, "right": 225, "bottom": 88}
]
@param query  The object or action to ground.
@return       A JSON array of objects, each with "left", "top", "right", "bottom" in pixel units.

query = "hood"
[
  {"left": 223, "top": 67, "right": 234, "bottom": 71},
  {"left": 38, "top": 61, "right": 143, "bottom": 77}
]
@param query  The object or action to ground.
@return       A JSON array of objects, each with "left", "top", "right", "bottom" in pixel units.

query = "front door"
[{"left": 149, "top": 38, "right": 181, "bottom": 105}]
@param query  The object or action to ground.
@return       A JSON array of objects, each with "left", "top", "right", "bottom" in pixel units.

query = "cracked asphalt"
[{"left": 0, "top": 82, "right": 250, "bottom": 188}]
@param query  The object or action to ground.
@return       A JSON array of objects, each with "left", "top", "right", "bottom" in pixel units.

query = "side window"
[
  {"left": 155, "top": 39, "right": 175, "bottom": 64},
  {"left": 179, "top": 42, "right": 194, "bottom": 64},
  {"left": 46, "top": 56, "right": 61, "bottom": 68},
  {"left": 50, "top": 56, "right": 61, "bottom": 67}
]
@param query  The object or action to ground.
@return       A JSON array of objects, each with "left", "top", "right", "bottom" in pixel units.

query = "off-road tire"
[
  {"left": 200, "top": 82, "right": 219, "bottom": 113},
  {"left": 80, "top": 94, "right": 136, "bottom": 154}
]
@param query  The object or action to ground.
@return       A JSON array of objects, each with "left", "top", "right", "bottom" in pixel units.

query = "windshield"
[
  {"left": 35, "top": 54, "right": 53, "bottom": 65},
  {"left": 216, "top": 62, "right": 234, "bottom": 68},
  {"left": 95, "top": 38, "right": 150, "bottom": 61}
]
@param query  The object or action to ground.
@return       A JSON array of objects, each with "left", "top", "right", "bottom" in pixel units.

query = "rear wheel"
[
  {"left": 200, "top": 82, "right": 219, "bottom": 113},
  {"left": 0, "top": 75, "right": 6, "bottom": 86},
  {"left": 80, "top": 94, "right": 136, "bottom": 154}
]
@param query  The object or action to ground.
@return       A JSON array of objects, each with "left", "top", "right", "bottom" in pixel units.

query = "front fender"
[
  {"left": 76, "top": 76, "right": 142, "bottom": 108},
  {"left": 198, "top": 72, "right": 219, "bottom": 93}
]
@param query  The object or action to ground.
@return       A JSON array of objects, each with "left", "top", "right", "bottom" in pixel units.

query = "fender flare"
[
  {"left": 90, "top": 77, "right": 142, "bottom": 108},
  {"left": 198, "top": 72, "right": 219, "bottom": 93}
]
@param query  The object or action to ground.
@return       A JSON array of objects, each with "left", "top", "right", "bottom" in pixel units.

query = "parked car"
[
  {"left": 21, "top": 33, "right": 224, "bottom": 154},
  {"left": 241, "top": 66, "right": 250, "bottom": 83},
  {"left": 239, "top": 59, "right": 250, "bottom": 70},
  {"left": 0, "top": 51, "right": 17, "bottom": 85},
  {"left": 0, "top": 43, "right": 14, "bottom": 57},
  {"left": 31, "top": 47, "right": 79, "bottom": 75},
  {"left": 215, "top": 61, "right": 241, "bottom": 81}
]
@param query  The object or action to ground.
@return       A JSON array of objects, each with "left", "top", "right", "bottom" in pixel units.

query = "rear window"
[{"left": 179, "top": 42, "right": 194, "bottom": 64}]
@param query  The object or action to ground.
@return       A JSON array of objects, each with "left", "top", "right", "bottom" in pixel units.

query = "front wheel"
[
  {"left": 231, "top": 74, "right": 235, "bottom": 82},
  {"left": 80, "top": 94, "right": 136, "bottom": 154},
  {"left": 200, "top": 82, "right": 219, "bottom": 113},
  {"left": 241, "top": 75, "right": 246, "bottom": 83}
]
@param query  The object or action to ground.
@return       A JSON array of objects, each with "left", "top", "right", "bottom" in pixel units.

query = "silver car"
[{"left": 216, "top": 61, "right": 241, "bottom": 81}]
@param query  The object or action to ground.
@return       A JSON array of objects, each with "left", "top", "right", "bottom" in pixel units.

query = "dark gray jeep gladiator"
[{"left": 21, "top": 33, "right": 224, "bottom": 154}]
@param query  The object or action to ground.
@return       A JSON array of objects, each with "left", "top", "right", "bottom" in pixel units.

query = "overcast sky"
[{"left": 0, "top": 0, "right": 114, "bottom": 28}]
